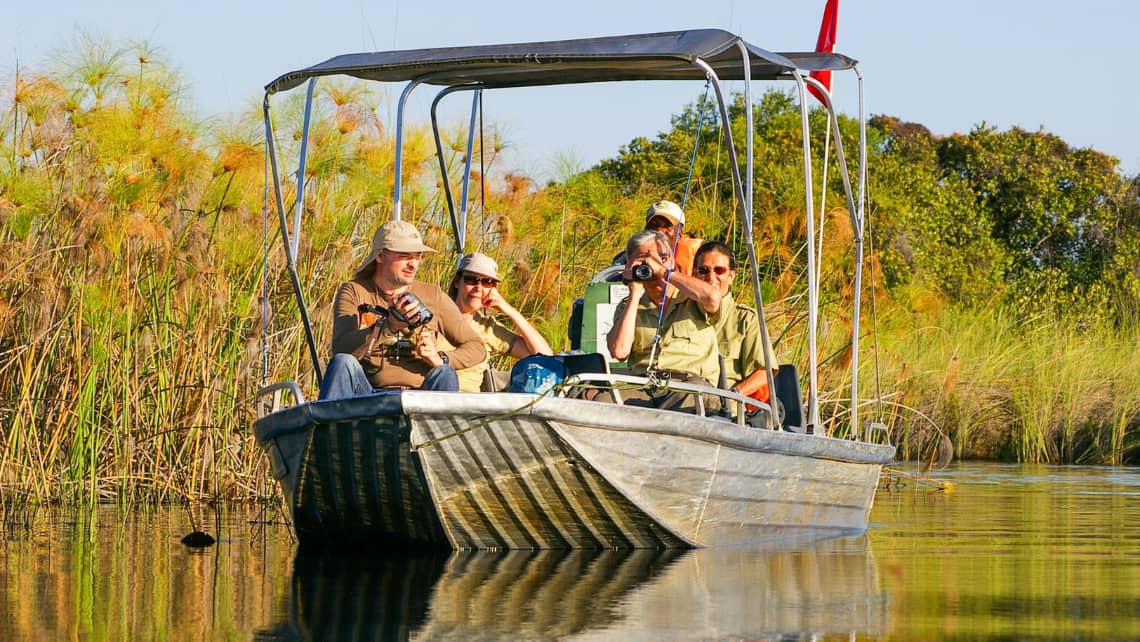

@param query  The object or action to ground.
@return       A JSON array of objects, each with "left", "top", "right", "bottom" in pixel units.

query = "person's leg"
[
  {"left": 420, "top": 365, "right": 459, "bottom": 391},
  {"left": 318, "top": 353, "right": 375, "bottom": 400}
]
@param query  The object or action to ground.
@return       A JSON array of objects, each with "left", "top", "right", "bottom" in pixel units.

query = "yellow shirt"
[
  {"left": 614, "top": 293, "right": 721, "bottom": 386},
  {"left": 437, "top": 311, "right": 517, "bottom": 392}
]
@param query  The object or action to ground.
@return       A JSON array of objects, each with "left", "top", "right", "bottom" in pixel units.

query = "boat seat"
[
  {"left": 554, "top": 352, "right": 622, "bottom": 403},
  {"left": 559, "top": 351, "right": 609, "bottom": 377},
  {"left": 773, "top": 364, "right": 805, "bottom": 432}
]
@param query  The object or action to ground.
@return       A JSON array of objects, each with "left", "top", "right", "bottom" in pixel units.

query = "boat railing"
[
  {"left": 558, "top": 372, "right": 776, "bottom": 428},
  {"left": 254, "top": 380, "right": 307, "bottom": 419}
]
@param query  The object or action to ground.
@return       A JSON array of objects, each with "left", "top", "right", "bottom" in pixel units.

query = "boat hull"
[{"left": 253, "top": 391, "right": 894, "bottom": 549}]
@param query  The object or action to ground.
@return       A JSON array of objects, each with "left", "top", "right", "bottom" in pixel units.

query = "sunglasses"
[
  {"left": 461, "top": 274, "right": 499, "bottom": 287},
  {"left": 646, "top": 217, "right": 675, "bottom": 230},
  {"left": 695, "top": 265, "right": 731, "bottom": 276}
]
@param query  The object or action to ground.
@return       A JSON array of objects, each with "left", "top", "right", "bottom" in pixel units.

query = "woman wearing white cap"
[{"left": 438, "top": 252, "right": 553, "bottom": 392}]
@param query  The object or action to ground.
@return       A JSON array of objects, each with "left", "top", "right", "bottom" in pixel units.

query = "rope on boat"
[{"left": 645, "top": 81, "right": 712, "bottom": 378}]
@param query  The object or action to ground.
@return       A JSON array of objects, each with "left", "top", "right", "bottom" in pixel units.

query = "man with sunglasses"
[
  {"left": 320, "top": 220, "right": 486, "bottom": 399},
  {"left": 442, "top": 252, "right": 553, "bottom": 391},
  {"left": 606, "top": 229, "right": 723, "bottom": 413},
  {"left": 693, "top": 241, "right": 779, "bottom": 406}
]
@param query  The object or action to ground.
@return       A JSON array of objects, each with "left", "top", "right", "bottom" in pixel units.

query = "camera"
[
  {"left": 391, "top": 292, "right": 434, "bottom": 329},
  {"left": 630, "top": 263, "right": 654, "bottom": 281}
]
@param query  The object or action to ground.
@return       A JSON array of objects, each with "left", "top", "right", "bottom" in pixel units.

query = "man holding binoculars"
[
  {"left": 606, "top": 227, "right": 723, "bottom": 413},
  {"left": 320, "top": 220, "right": 486, "bottom": 399}
]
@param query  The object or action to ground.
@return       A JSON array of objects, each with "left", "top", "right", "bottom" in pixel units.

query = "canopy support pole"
[
  {"left": 431, "top": 83, "right": 482, "bottom": 254},
  {"left": 805, "top": 75, "right": 863, "bottom": 440},
  {"left": 393, "top": 79, "right": 424, "bottom": 221},
  {"left": 263, "top": 91, "right": 323, "bottom": 385}
]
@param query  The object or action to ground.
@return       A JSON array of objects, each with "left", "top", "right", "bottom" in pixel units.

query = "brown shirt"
[{"left": 330, "top": 277, "right": 486, "bottom": 389}]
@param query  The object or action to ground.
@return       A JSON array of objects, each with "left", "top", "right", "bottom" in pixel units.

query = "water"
[{"left": 2, "top": 463, "right": 1138, "bottom": 640}]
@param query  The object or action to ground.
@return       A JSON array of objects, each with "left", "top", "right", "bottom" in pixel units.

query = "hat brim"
[{"left": 457, "top": 267, "right": 499, "bottom": 281}]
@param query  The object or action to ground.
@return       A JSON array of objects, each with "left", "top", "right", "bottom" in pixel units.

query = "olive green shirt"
[
  {"left": 714, "top": 293, "right": 777, "bottom": 387},
  {"left": 613, "top": 293, "right": 721, "bottom": 386},
  {"left": 437, "top": 311, "right": 516, "bottom": 392}
]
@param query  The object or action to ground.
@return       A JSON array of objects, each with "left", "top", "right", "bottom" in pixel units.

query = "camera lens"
[{"left": 631, "top": 263, "right": 654, "bottom": 281}]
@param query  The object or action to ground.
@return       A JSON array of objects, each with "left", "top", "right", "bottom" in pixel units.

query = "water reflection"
[
  {"left": 7, "top": 464, "right": 1140, "bottom": 639},
  {"left": 260, "top": 536, "right": 888, "bottom": 641}
]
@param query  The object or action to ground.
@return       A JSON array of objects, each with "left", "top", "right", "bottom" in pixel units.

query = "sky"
[{"left": 4, "top": 0, "right": 1138, "bottom": 178}]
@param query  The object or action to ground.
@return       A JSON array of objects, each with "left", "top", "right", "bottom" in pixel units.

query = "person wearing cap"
[
  {"left": 438, "top": 252, "right": 554, "bottom": 392},
  {"left": 319, "top": 219, "right": 486, "bottom": 399},
  {"left": 643, "top": 200, "right": 703, "bottom": 276},
  {"left": 694, "top": 241, "right": 779, "bottom": 406},
  {"left": 606, "top": 229, "right": 723, "bottom": 413},
  {"left": 610, "top": 200, "right": 703, "bottom": 276}
]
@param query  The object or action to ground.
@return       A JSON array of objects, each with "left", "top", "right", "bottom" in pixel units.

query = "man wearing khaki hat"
[{"left": 319, "top": 219, "right": 486, "bottom": 399}]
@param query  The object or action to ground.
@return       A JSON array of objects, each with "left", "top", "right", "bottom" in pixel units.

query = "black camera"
[
  {"left": 630, "top": 263, "right": 654, "bottom": 281},
  {"left": 391, "top": 292, "right": 434, "bottom": 329}
]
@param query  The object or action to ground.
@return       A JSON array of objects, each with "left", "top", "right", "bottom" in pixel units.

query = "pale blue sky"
[{"left": 4, "top": 1, "right": 1137, "bottom": 176}]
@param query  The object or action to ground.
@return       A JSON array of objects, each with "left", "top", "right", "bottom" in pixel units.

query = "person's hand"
[
  {"left": 414, "top": 330, "right": 444, "bottom": 367},
  {"left": 625, "top": 254, "right": 666, "bottom": 283},
  {"left": 483, "top": 287, "right": 509, "bottom": 313},
  {"left": 389, "top": 291, "right": 424, "bottom": 330}
]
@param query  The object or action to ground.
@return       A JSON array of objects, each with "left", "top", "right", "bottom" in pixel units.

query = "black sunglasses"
[
  {"left": 461, "top": 274, "right": 498, "bottom": 287},
  {"left": 695, "top": 265, "right": 731, "bottom": 276}
]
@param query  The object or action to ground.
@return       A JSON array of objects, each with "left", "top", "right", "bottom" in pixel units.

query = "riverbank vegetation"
[{"left": 1, "top": 40, "right": 1138, "bottom": 503}]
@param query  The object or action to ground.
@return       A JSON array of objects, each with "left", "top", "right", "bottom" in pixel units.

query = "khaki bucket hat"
[{"left": 355, "top": 220, "right": 436, "bottom": 277}]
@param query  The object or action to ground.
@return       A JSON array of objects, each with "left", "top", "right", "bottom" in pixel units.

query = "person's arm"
[
  {"left": 666, "top": 269, "right": 720, "bottom": 314},
  {"left": 428, "top": 287, "right": 487, "bottom": 369},
  {"left": 634, "top": 251, "right": 720, "bottom": 314},
  {"left": 606, "top": 287, "right": 641, "bottom": 361},
  {"left": 330, "top": 282, "right": 381, "bottom": 359},
  {"left": 485, "top": 288, "right": 553, "bottom": 359},
  {"left": 734, "top": 306, "right": 778, "bottom": 400},
  {"left": 734, "top": 368, "right": 773, "bottom": 402}
]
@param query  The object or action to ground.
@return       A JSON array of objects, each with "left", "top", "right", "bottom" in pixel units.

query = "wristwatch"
[{"left": 440, "top": 352, "right": 450, "bottom": 365}]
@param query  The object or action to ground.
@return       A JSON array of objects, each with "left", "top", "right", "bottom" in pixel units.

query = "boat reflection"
[{"left": 259, "top": 536, "right": 889, "bottom": 640}]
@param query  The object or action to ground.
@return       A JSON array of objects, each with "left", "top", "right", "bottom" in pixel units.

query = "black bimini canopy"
[{"left": 265, "top": 29, "right": 857, "bottom": 96}]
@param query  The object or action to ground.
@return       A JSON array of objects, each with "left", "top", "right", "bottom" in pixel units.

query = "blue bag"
[{"left": 507, "top": 355, "right": 566, "bottom": 394}]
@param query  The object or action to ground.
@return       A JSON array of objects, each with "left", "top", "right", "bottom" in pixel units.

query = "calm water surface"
[{"left": 2, "top": 463, "right": 1138, "bottom": 641}]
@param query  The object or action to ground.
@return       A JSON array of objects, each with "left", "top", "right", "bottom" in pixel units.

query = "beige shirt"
[
  {"left": 437, "top": 311, "right": 517, "bottom": 392},
  {"left": 330, "top": 278, "right": 486, "bottom": 389},
  {"left": 613, "top": 292, "right": 721, "bottom": 386}
]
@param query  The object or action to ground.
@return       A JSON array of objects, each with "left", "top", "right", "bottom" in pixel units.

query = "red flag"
[{"left": 808, "top": 0, "right": 838, "bottom": 104}]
